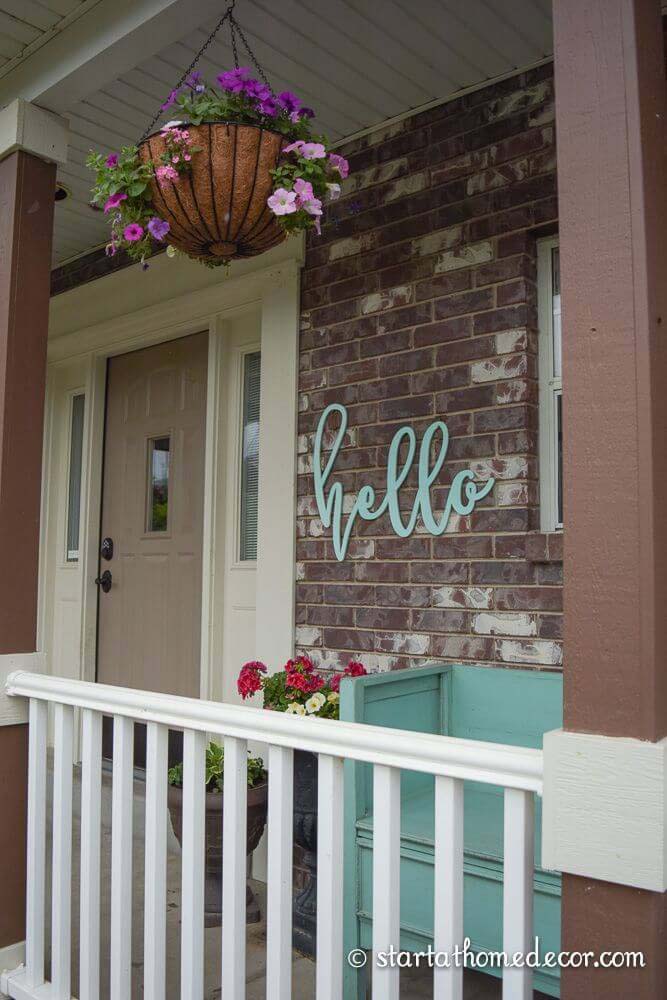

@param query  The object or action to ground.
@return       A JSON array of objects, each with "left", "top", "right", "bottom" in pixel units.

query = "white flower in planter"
[
  {"left": 286, "top": 702, "right": 306, "bottom": 716},
  {"left": 305, "top": 692, "right": 327, "bottom": 714}
]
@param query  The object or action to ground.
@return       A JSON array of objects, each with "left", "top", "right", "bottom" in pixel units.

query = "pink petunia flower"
[
  {"left": 329, "top": 153, "right": 349, "bottom": 178},
  {"left": 267, "top": 188, "right": 298, "bottom": 215},
  {"left": 105, "top": 153, "right": 119, "bottom": 168},
  {"left": 293, "top": 178, "right": 314, "bottom": 202},
  {"left": 123, "top": 223, "right": 144, "bottom": 242},
  {"left": 103, "top": 192, "right": 127, "bottom": 213},
  {"left": 283, "top": 140, "right": 305, "bottom": 154},
  {"left": 156, "top": 165, "right": 178, "bottom": 182},
  {"left": 301, "top": 196, "right": 322, "bottom": 218},
  {"left": 301, "top": 142, "right": 326, "bottom": 160}
]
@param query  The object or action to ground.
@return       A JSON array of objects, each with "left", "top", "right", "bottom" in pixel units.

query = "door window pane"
[
  {"left": 148, "top": 437, "right": 170, "bottom": 532},
  {"left": 240, "top": 352, "right": 261, "bottom": 561},
  {"left": 66, "top": 394, "right": 85, "bottom": 561}
]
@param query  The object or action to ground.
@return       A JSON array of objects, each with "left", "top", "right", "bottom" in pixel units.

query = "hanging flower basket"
[
  {"left": 139, "top": 122, "right": 286, "bottom": 263},
  {"left": 86, "top": 4, "right": 349, "bottom": 269}
]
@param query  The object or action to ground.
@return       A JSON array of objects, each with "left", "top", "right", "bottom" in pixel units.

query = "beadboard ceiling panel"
[
  {"left": 1, "top": 0, "right": 554, "bottom": 265},
  {"left": 0, "top": 1, "right": 92, "bottom": 77}
]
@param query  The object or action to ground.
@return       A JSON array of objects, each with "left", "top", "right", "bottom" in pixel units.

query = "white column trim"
[
  {"left": 542, "top": 728, "right": 667, "bottom": 891},
  {"left": 255, "top": 264, "right": 300, "bottom": 668},
  {"left": 0, "top": 99, "right": 67, "bottom": 164},
  {"left": 0, "top": 655, "right": 46, "bottom": 726}
]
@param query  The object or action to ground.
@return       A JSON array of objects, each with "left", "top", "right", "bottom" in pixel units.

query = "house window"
[
  {"left": 240, "top": 351, "right": 261, "bottom": 561},
  {"left": 538, "top": 237, "right": 563, "bottom": 530},
  {"left": 66, "top": 394, "right": 85, "bottom": 561}
]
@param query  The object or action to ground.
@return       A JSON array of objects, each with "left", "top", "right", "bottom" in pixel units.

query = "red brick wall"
[{"left": 296, "top": 64, "right": 563, "bottom": 674}]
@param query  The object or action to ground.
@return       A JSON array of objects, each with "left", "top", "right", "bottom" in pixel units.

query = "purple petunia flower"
[
  {"left": 258, "top": 96, "right": 278, "bottom": 117},
  {"left": 299, "top": 106, "right": 315, "bottom": 120},
  {"left": 123, "top": 223, "right": 144, "bottom": 242},
  {"left": 105, "top": 242, "right": 117, "bottom": 257},
  {"left": 186, "top": 71, "right": 205, "bottom": 93},
  {"left": 147, "top": 217, "right": 170, "bottom": 241},
  {"left": 105, "top": 153, "right": 119, "bottom": 168},
  {"left": 217, "top": 66, "right": 252, "bottom": 93},
  {"left": 276, "top": 90, "right": 301, "bottom": 114},
  {"left": 161, "top": 89, "right": 180, "bottom": 111},
  {"left": 244, "top": 79, "right": 271, "bottom": 101},
  {"left": 283, "top": 140, "right": 305, "bottom": 154},
  {"left": 103, "top": 192, "right": 127, "bottom": 213}
]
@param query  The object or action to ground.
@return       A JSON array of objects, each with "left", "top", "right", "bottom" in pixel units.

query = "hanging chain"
[
  {"left": 138, "top": 0, "right": 272, "bottom": 142},
  {"left": 228, "top": 12, "right": 270, "bottom": 88}
]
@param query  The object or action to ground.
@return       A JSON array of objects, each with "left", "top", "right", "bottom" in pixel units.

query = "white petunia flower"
[
  {"left": 286, "top": 702, "right": 306, "bottom": 716},
  {"left": 327, "top": 691, "right": 340, "bottom": 704},
  {"left": 305, "top": 692, "right": 326, "bottom": 714}
]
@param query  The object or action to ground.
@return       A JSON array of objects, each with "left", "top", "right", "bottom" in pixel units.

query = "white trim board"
[
  {"left": 0, "top": 655, "right": 46, "bottom": 726},
  {"left": 542, "top": 728, "right": 667, "bottom": 892}
]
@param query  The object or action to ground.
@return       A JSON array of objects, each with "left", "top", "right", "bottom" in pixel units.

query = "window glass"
[
  {"left": 538, "top": 239, "right": 563, "bottom": 530},
  {"left": 240, "top": 352, "right": 261, "bottom": 561},
  {"left": 66, "top": 394, "right": 85, "bottom": 561},
  {"left": 552, "top": 247, "right": 561, "bottom": 379},
  {"left": 148, "top": 437, "right": 170, "bottom": 532}
]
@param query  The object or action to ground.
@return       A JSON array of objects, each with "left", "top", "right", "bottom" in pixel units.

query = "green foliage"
[{"left": 167, "top": 741, "right": 265, "bottom": 793}]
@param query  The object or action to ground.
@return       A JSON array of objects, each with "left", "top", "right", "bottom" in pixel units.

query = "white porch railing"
[{"left": 0, "top": 671, "right": 543, "bottom": 1000}]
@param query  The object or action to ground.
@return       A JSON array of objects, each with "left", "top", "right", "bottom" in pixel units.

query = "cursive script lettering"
[{"left": 313, "top": 403, "right": 495, "bottom": 561}]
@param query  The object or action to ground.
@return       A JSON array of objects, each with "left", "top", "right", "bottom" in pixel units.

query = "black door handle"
[{"left": 95, "top": 569, "right": 112, "bottom": 593}]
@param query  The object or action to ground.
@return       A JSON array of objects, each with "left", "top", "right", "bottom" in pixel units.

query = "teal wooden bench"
[{"left": 339, "top": 663, "right": 563, "bottom": 998}]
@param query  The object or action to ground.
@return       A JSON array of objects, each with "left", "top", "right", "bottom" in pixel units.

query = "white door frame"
[{"left": 41, "top": 249, "right": 302, "bottom": 701}]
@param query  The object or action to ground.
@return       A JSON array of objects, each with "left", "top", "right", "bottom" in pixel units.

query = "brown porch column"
[
  {"left": 553, "top": 0, "right": 667, "bottom": 997},
  {"left": 0, "top": 103, "right": 65, "bottom": 959}
]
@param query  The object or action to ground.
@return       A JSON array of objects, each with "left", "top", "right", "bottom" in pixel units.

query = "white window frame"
[{"left": 537, "top": 236, "right": 562, "bottom": 531}]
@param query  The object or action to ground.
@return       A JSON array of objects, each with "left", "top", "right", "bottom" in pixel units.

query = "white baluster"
[
  {"left": 502, "top": 788, "right": 535, "bottom": 1000},
  {"left": 52, "top": 702, "right": 74, "bottom": 999},
  {"left": 316, "top": 754, "right": 344, "bottom": 1000},
  {"left": 433, "top": 776, "right": 464, "bottom": 1000},
  {"left": 181, "top": 729, "right": 206, "bottom": 1000},
  {"left": 80, "top": 710, "right": 102, "bottom": 1000},
  {"left": 110, "top": 715, "right": 134, "bottom": 1000},
  {"left": 25, "top": 698, "right": 47, "bottom": 988},
  {"left": 144, "top": 723, "right": 168, "bottom": 1000},
  {"left": 372, "top": 765, "right": 400, "bottom": 1000},
  {"left": 266, "top": 745, "right": 293, "bottom": 1000},
  {"left": 221, "top": 736, "right": 248, "bottom": 1000}
]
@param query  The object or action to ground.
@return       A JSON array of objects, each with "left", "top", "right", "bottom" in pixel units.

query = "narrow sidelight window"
[
  {"left": 240, "top": 351, "right": 261, "bottom": 561},
  {"left": 147, "top": 436, "right": 170, "bottom": 532},
  {"left": 538, "top": 238, "right": 563, "bottom": 530},
  {"left": 66, "top": 394, "right": 85, "bottom": 561}
]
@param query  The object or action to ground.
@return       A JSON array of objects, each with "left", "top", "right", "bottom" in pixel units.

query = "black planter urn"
[{"left": 292, "top": 749, "right": 318, "bottom": 955}]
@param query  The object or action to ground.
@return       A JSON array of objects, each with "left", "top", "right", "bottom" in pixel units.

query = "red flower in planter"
[
  {"left": 237, "top": 660, "right": 267, "bottom": 698},
  {"left": 330, "top": 659, "right": 368, "bottom": 692}
]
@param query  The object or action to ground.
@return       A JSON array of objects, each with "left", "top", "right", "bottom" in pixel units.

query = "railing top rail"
[{"left": 6, "top": 671, "right": 543, "bottom": 792}]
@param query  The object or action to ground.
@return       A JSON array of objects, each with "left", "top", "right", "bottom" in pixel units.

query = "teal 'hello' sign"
[{"left": 313, "top": 403, "right": 495, "bottom": 561}]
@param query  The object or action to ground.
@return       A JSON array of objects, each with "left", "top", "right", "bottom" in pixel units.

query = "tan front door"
[{"left": 97, "top": 333, "right": 208, "bottom": 727}]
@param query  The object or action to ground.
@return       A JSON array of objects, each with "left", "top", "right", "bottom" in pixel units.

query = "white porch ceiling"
[{"left": 0, "top": 0, "right": 554, "bottom": 266}]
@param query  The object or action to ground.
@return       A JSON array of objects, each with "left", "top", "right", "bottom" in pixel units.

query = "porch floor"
[{"left": 42, "top": 762, "right": 510, "bottom": 998}]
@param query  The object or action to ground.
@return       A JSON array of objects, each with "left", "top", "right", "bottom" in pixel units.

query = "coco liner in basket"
[{"left": 140, "top": 122, "right": 286, "bottom": 264}]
